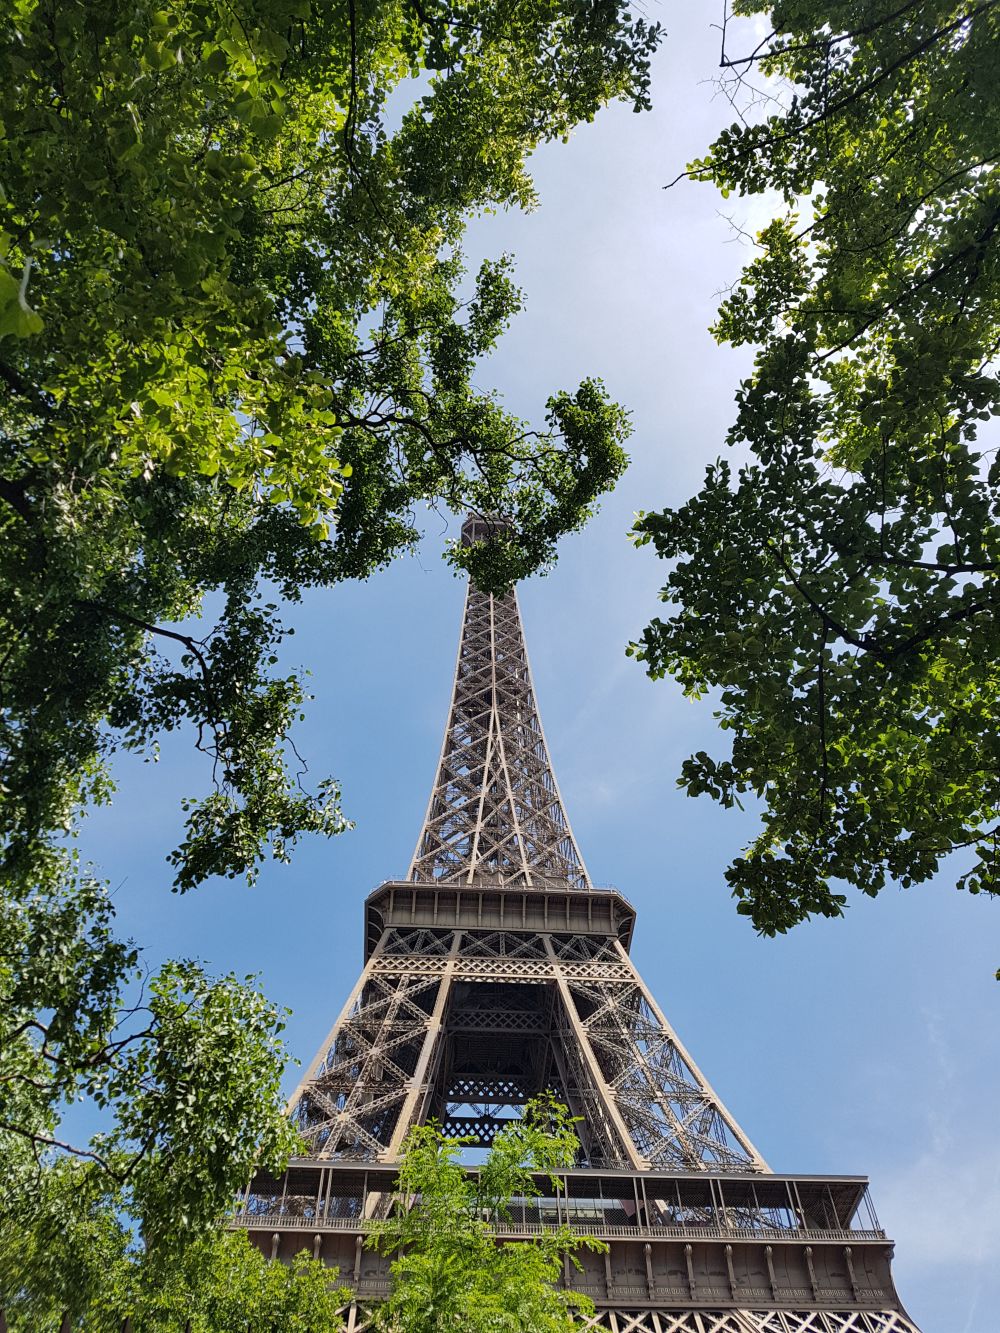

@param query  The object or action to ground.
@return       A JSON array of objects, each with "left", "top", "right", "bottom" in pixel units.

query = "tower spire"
[{"left": 409, "top": 523, "right": 589, "bottom": 890}]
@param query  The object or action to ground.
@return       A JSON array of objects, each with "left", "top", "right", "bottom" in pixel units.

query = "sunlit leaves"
[
  {"left": 1, "top": 0, "right": 652, "bottom": 899},
  {"left": 368, "top": 1099, "right": 605, "bottom": 1333},
  {"left": 0, "top": 869, "right": 299, "bottom": 1269},
  {"left": 2, "top": 1216, "right": 349, "bottom": 1331},
  {"left": 0, "top": 0, "right": 655, "bottom": 1280}
]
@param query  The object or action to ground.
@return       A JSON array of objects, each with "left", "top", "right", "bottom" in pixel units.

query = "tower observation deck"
[{"left": 235, "top": 516, "right": 920, "bottom": 1333}]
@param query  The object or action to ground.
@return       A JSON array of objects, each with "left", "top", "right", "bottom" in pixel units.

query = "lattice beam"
[
  {"left": 409, "top": 529, "right": 589, "bottom": 889},
  {"left": 328, "top": 1306, "right": 921, "bottom": 1333},
  {"left": 288, "top": 924, "right": 767, "bottom": 1171},
  {"left": 575, "top": 1316, "right": 920, "bottom": 1333}
]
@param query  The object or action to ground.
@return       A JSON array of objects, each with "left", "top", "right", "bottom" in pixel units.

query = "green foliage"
[
  {"left": 1, "top": 0, "right": 651, "bottom": 1240},
  {"left": 1, "top": 0, "right": 649, "bottom": 900},
  {"left": 2, "top": 1215, "right": 348, "bottom": 1332},
  {"left": 0, "top": 1161, "right": 128, "bottom": 1328},
  {"left": 0, "top": 863, "right": 298, "bottom": 1261},
  {"left": 368, "top": 1098, "right": 604, "bottom": 1332},
  {"left": 92, "top": 1229, "right": 350, "bottom": 1333},
  {"left": 633, "top": 0, "right": 1000, "bottom": 955}
]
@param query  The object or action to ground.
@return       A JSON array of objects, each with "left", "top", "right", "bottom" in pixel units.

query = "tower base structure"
[
  {"left": 234, "top": 883, "right": 919, "bottom": 1333},
  {"left": 236, "top": 1157, "right": 917, "bottom": 1333}
]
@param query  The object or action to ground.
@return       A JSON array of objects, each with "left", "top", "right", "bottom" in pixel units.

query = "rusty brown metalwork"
[{"left": 240, "top": 524, "right": 921, "bottom": 1332}]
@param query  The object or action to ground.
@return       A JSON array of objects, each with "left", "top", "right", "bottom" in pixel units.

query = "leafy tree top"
[
  {"left": 368, "top": 1099, "right": 604, "bottom": 1333},
  {"left": 632, "top": 0, "right": 1000, "bottom": 958},
  {"left": 2, "top": 1217, "right": 351, "bottom": 1331},
  {"left": 1, "top": 0, "right": 657, "bottom": 895}
]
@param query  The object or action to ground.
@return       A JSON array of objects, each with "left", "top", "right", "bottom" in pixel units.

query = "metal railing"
[{"left": 231, "top": 1212, "right": 886, "bottom": 1244}]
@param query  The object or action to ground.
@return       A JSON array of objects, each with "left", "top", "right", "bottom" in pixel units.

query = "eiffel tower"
[{"left": 236, "top": 515, "right": 921, "bottom": 1333}]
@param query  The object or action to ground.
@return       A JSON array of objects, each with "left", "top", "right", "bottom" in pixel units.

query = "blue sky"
[{"left": 78, "top": 10, "right": 999, "bottom": 1331}]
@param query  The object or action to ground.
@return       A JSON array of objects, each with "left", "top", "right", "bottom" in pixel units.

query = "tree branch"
[
  {"left": 79, "top": 601, "right": 216, "bottom": 699},
  {"left": 0, "top": 1119, "right": 123, "bottom": 1178}
]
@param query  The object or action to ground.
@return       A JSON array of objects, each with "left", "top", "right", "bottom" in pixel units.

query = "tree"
[
  {"left": 632, "top": 0, "right": 1000, "bottom": 952},
  {"left": 0, "top": 1159, "right": 127, "bottom": 1331},
  {"left": 1, "top": 1215, "right": 349, "bottom": 1332},
  {"left": 368, "top": 1099, "right": 604, "bottom": 1332},
  {"left": 0, "top": 866, "right": 298, "bottom": 1259},
  {"left": 0, "top": 0, "right": 656, "bottom": 900},
  {"left": 0, "top": 0, "right": 657, "bottom": 1244}
]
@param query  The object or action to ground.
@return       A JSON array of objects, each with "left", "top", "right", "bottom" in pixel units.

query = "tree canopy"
[
  {"left": 368, "top": 1099, "right": 603, "bottom": 1333},
  {"left": 1, "top": 0, "right": 656, "bottom": 900},
  {"left": 1, "top": 1215, "right": 349, "bottom": 1331},
  {"left": 0, "top": 0, "right": 658, "bottom": 1260},
  {"left": 1, "top": 867, "right": 298, "bottom": 1266},
  {"left": 632, "top": 0, "right": 1000, "bottom": 951}
]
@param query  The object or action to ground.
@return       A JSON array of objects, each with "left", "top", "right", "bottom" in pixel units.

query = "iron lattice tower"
[{"left": 238, "top": 516, "right": 920, "bottom": 1333}]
